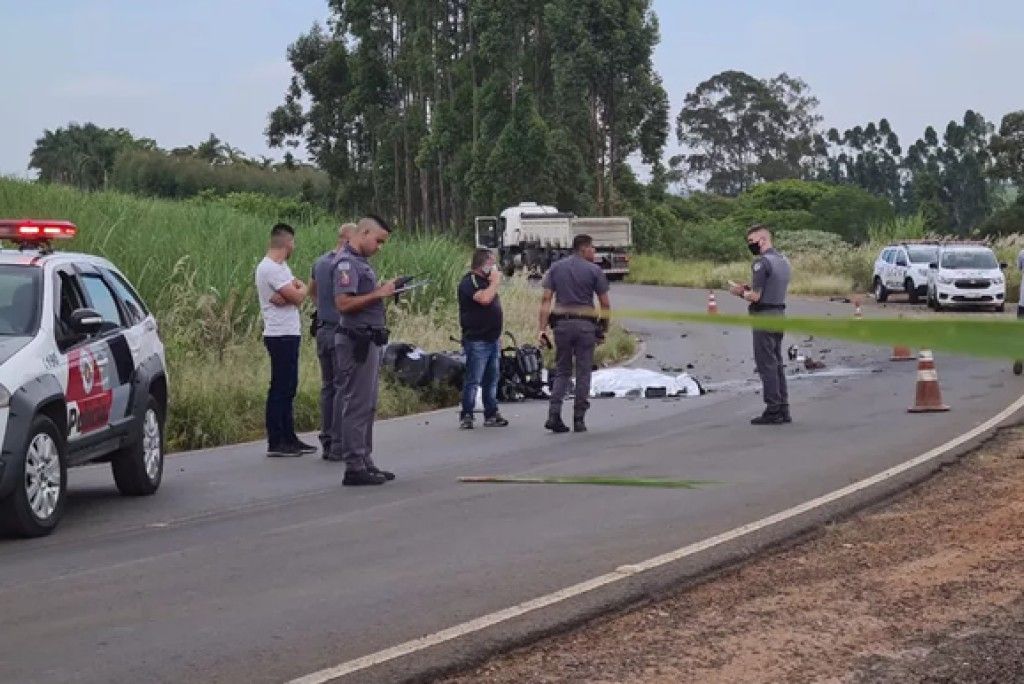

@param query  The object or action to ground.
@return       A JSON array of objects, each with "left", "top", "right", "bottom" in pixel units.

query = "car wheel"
[
  {"left": 111, "top": 396, "right": 164, "bottom": 496},
  {"left": 873, "top": 278, "right": 888, "bottom": 303},
  {"left": 0, "top": 415, "right": 67, "bottom": 538},
  {"left": 995, "top": 303, "right": 1006, "bottom": 313},
  {"left": 905, "top": 279, "right": 920, "bottom": 304}
]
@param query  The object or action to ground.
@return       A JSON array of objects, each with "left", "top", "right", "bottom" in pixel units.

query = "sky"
[{"left": 1, "top": 0, "right": 1022, "bottom": 179}]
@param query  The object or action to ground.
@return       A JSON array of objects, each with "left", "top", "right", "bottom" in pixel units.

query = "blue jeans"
[
  {"left": 264, "top": 335, "right": 301, "bottom": 448},
  {"left": 461, "top": 339, "right": 500, "bottom": 419}
]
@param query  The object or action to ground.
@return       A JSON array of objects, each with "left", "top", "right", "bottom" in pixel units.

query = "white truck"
[{"left": 474, "top": 202, "right": 632, "bottom": 279}]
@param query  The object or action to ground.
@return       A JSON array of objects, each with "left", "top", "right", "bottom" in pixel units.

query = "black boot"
[
  {"left": 573, "top": 417, "right": 587, "bottom": 433},
  {"left": 343, "top": 470, "right": 387, "bottom": 486},
  {"left": 781, "top": 405, "right": 792, "bottom": 423},
  {"left": 751, "top": 411, "right": 786, "bottom": 425},
  {"left": 545, "top": 415, "right": 570, "bottom": 433}
]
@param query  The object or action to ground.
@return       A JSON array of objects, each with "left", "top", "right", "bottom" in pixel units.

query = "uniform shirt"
[
  {"left": 333, "top": 245, "right": 386, "bottom": 329},
  {"left": 751, "top": 248, "right": 791, "bottom": 308},
  {"left": 458, "top": 271, "right": 503, "bottom": 342},
  {"left": 311, "top": 250, "right": 340, "bottom": 326},
  {"left": 541, "top": 254, "right": 610, "bottom": 310},
  {"left": 255, "top": 256, "right": 301, "bottom": 337}
]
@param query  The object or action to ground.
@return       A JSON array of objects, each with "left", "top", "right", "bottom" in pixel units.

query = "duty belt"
[
  {"left": 749, "top": 303, "right": 786, "bottom": 313},
  {"left": 338, "top": 326, "right": 390, "bottom": 363}
]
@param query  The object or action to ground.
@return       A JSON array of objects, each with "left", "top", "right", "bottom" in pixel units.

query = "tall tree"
[
  {"left": 820, "top": 118, "right": 904, "bottom": 208},
  {"left": 990, "top": 110, "right": 1024, "bottom": 189},
  {"left": 29, "top": 123, "right": 155, "bottom": 190},
  {"left": 675, "top": 70, "right": 821, "bottom": 196},
  {"left": 905, "top": 111, "right": 994, "bottom": 234}
]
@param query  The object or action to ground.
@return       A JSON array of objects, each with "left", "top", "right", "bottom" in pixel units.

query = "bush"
[
  {"left": 979, "top": 198, "right": 1024, "bottom": 237},
  {"left": 775, "top": 229, "right": 849, "bottom": 255},
  {"left": 867, "top": 212, "right": 927, "bottom": 245},
  {"left": 734, "top": 179, "right": 895, "bottom": 243},
  {"left": 111, "top": 149, "right": 331, "bottom": 204},
  {"left": 190, "top": 190, "right": 329, "bottom": 224}
]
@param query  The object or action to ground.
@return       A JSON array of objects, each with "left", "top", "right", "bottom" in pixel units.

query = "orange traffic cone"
[
  {"left": 891, "top": 345, "right": 915, "bottom": 361},
  {"left": 852, "top": 296, "right": 864, "bottom": 319},
  {"left": 908, "top": 350, "right": 949, "bottom": 413},
  {"left": 707, "top": 290, "right": 718, "bottom": 315}
]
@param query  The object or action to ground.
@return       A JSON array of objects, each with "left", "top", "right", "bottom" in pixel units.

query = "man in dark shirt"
[
  {"left": 538, "top": 234, "right": 611, "bottom": 434},
  {"left": 457, "top": 248, "right": 509, "bottom": 429}
]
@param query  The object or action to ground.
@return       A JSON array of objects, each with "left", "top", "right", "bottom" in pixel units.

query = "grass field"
[{"left": 0, "top": 178, "right": 634, "bottom": 450}]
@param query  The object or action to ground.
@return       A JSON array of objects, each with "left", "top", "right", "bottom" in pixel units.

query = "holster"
[{"left": 341, "top": 327, "right": 390, "bottom": 363}]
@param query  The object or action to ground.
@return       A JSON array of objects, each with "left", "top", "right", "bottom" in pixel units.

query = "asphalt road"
[{"left": 0, "top": 286, "right": 1020, "bottom": 684}]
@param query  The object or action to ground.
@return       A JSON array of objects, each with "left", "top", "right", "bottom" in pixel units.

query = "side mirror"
[
  {"left": 1000, "top": 262, "right": 1008, "bottom": 270},
  {"left": 928, "top": 263, "right": 938, "bottom": 270},
  {"left": 896, "top": 259, "right": 908, "bottom": 267},
  {"left": 70, "top": 308, "right": 104, "bottom": 335}
]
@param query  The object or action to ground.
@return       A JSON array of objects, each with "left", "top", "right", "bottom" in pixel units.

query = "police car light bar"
[{"left": 0, "top": 219, "right": 78, "bottom": 242}]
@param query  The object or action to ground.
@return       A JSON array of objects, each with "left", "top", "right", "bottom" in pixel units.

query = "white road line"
[{"left": 288, "top": 392, "right": 1024, "bottom": 684}]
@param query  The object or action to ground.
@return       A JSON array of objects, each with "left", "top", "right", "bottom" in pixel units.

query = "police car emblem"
[{"left": 80, "top": 349, "right": 95, "bottom": 394}]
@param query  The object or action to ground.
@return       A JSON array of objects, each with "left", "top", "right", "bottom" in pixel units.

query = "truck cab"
[{"left": 475, "top": 202, "right": 631, "bottom": 279}]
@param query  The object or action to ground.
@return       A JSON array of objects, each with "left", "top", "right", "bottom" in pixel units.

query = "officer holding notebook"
[{"left": 329, "top": 214, "right": 398, "bottom": 486}]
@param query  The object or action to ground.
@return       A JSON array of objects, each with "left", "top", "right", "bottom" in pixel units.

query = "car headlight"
[
  {"left": 992, "top": 276, "right": 1004, "bottom": 285},
  {"left": 937, "top": 276, "right": 954, "bottom": 285},
  {"left": 0, "top": 385, "right": 9, "bottom": 409}
]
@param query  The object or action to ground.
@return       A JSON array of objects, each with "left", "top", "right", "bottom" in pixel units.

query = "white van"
[{"left": 926, "top": 244, "right": 1007, "bottom": 312}]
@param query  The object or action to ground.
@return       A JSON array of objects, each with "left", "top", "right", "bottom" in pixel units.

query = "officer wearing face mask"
[{"left": 729, "top": 223, "right": 792, "bottom": 425}]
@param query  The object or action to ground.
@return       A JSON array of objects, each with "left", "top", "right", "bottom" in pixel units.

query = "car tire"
[
  {"left": 873, "top": 278, "right": 888, "bottom": 303},
  {"left": 995, "top": 303, "right": 1005, "bottom": 313},
  {"left": 0, "top": 415, "right": 67, "bottom": 538},
  {"left": 905, "top": 279, "right": 919, "bottom": 304},
  {"left": 111, "top": 396, "right": 164, "bottom": 496}
]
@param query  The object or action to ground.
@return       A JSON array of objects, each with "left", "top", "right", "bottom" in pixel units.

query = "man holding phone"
[
  {"left": 457, "top": 248, "right": 509, "bottom": 429},
  {"left": 729, "top": 224, "right": 792, "bottom": 425}
]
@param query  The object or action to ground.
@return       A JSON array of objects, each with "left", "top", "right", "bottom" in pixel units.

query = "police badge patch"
[{"left": 337, "top": 260, "right": 352, "bottom": 287}]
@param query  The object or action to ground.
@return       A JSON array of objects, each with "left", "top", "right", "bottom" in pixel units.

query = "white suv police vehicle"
[
  {"left": 871, "top": 242, "right": 938, "bottom": 304},
  {"left": 926, "top": 243, "right": 1007, "bottom": 312},
  {"left": 0, "top": 219, "right": 168, "bottom": 537}
]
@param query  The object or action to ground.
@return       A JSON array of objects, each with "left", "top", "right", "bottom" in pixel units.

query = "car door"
[
  {"left": 879, "top": 249, "right": 894, "bottom": 287},
  {"left": 74, "top": 265, "right": 137, "bottom": 435},
  {"left": 52, "top": 266, "right": 113, "bottom": 445},
  {"left": 891, "top": 248, "right": 909, "bottom": 289},
  {"left": 100, "top": 266, "right": 154, "bottom": 368}
]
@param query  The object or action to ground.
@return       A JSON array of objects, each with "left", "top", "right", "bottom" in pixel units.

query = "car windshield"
[
  {"left": 940, "top": 250, "right": 999, "bottom": 270},
  {"left": 907, "top": 246, "right": 938, "bottom": 263},
  {"left": 0, "top": 265, "right": 42, "bottom": 336}
]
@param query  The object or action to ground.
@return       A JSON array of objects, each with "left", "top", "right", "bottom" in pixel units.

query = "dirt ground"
[{"left": 440, "top": 427, "right": 1024, "bottom": 683}]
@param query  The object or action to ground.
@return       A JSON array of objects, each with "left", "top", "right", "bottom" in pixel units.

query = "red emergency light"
[{"left": 0, "top": 219, "right": 78, "bottom": 244}]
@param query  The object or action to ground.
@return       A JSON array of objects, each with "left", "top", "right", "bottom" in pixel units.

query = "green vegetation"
[{"left": 0, "top": 178, "right": 633, "bottom": 451}]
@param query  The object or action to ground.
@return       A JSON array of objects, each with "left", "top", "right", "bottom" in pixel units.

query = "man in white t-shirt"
[{"left": 255, "top": 223, "right": 314, "bottom": 456}]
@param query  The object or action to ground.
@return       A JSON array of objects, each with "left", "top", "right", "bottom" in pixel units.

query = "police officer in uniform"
[
  {"left": 330, "top": 215, "right": 397, "bottom": 486},
  {"left": 538, "top": 234, "right": 611, "bottom": 433},
  {"left": 309, "top": 222, "right": 355, "bottom": 459},
  {"left": 730, "top": 223, "right": 792, "bottom": 425}
]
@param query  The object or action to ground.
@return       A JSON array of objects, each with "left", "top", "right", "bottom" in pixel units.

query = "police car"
[
  {"left": 0, "top": 219, "right": 168, "bottom": 537},
  {"left": 871, "top": 241, "right": 938, "bottom": 304},
  {"left": 926, "top": 242, "right": 1007, "bottom": 312}
]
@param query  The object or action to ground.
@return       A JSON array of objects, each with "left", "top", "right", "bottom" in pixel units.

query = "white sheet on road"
[{"left": 590, "top": 368, "right": 704, "bottom": 398}]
